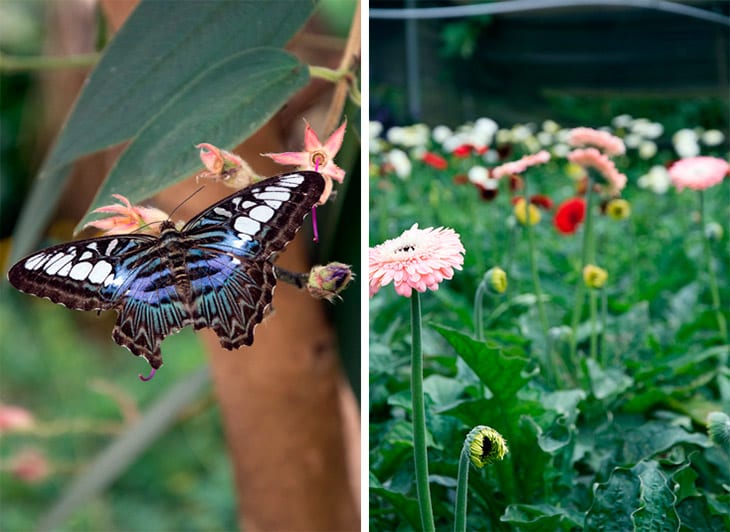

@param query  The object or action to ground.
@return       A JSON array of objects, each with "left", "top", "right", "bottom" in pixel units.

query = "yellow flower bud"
[
  {"left": 484, "top": 267, "right": 508, "bottom": 294},
  {"left": 466, "top": 425, "right": 509, "bottom": 468},
  {"left": 606, "top": 198, "right": 631, "bottom": 220},
  {"left": 566, "top": 162, "right": 585, "bottom": 180},
  {"left": 583, "top": 264, "right": 608, "bottom": 289},
  {"left": 513, "top": 198, "right": 540, "bottom": 226}
]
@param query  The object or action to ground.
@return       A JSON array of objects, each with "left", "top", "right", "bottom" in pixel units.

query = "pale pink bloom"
[
  {"left": 669, "top": 156, "right": 729, "bottom": 191},
  {"left": 197, "top": 142, "right": 244, "bottom": 174},
  {"left": 567, "top": 127, "right": 625, "bottom": 156},
  {"left": 369, "top": 224, "right": 465, "bottom": 297},
  {"left": 84, "top": 195, "right": 168, "bottom": 235},
  {"left": 0, "top": 405, "right": 34, "bottom": 434},
  {"left": 568, "top": 148, "right": 627, "bottom": 192},
  {"left": 492, "top": 150, "right": 550, "bottom": 179},
  {"left": 196, "top": 143, "right": 258, "bottom": 188},
  {"left": 10, "top": 448, "right": 50, "bottom": 483},
  {"left": 262, "top": 119, "right": 347, "bottom": 204}
]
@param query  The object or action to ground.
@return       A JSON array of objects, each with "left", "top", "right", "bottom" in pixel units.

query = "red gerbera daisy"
[
  {"left": 530, "top": 194, "right": 553, "bottom": 210},
  {"left": 422, "top": 151, "right": 448, "bottom": 170},
  {"left": 452, "top": 144, "right": 473, "bottom": 157},
  {"left": 554, "top": 198, "right": 586, "bottom": 234}
]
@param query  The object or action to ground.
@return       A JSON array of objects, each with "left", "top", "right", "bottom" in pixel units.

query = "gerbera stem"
[
  {"left": 522, "top": 178, "right": 550, "bottom": 345},
  {"left": 410, "top": 292, "right": 435, "bottom": 532},
  {"left": 570, "top": 175, "right": 596, "bottom": 368},
  {"left": 600, "top": 288, "right": 609, "bottom": 367},
  {"left": 699, "top": 190, "right": 728, "bottom": 343},
  {"left": 589, "top": 289, "right": 598, "bottom": 360},
  {"left": 525, "top": 212, "right": 549, "bottom": 339},
  {"left": 454, "top": 445, "right": 471, "bottom": 532},
  {"left": 473, "top": 274, "right": 488, "bottom": 341}
]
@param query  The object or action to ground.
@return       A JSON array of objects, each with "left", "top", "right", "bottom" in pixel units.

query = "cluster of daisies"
[
  {"left": 369, "top": 116, "right": 728, "bottom": 298},
  {"left": 370, "top": 116, "right": 727, "bottom": 195}
]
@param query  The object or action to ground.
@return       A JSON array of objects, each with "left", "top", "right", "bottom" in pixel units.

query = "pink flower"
[
  {"left": 0, "top": 405, "right": 34, "bottom": 434},
  {"left": 492, "top": 150, "right": 550, "bottom": 179},
  {"left": 668, "top": 156, "right": 729, "bottom": 191},
  {"left": 262, "top": 119, "right": 347, "bottom": 204},
  {"left": 197, "top": 142, "right": 244, "bottom": 174},
  {"left": 84, "top": 195, "right": 168, "bottom": 235},
  {"left": 369, "top": 224, "right": 465, "bottom": 297},
  {"left": 567, "top": 127, "right": 625, "bottom": 156},
  {"left": 196, "top": 142, "right": 258, "bottom": 188},
  {"left": 568, "top": 148, "right": 627, "bottom": 192},
  {"left": 10, "top": 448, "right": 50, "bottom": 484}
]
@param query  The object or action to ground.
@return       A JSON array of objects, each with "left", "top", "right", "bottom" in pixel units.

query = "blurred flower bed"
[{"left": 369, "top": 115, "right": 729, "bottom": 529}]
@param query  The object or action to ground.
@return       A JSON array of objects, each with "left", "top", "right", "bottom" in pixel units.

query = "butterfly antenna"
[
  {"left": 128, "top": 186, "right": 205, "bottom": 235},
  {"left": 132, "top": 220, "right": 165, "bottom": 235},
  {"left": 167, "top": 185, "right": 206, "bottom": 221}
]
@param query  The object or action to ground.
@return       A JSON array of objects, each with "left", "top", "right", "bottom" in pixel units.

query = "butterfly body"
[{"left": 8, "top": 171, "right": 325, "bottom": 370}]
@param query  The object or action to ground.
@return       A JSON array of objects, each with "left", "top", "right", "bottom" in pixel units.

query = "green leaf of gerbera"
[{"left": 432, "top": 324, "right": 529, "bottom": 402}]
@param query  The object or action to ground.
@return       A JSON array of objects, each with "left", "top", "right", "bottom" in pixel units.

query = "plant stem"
[
  {"left": 454, "top": 446, "right": 470, "bottom": 532},
  {"left": 570, "top": 175, "right": 596, "bottom": 366},
  {"left": 473, "top": 275, "right": 488, "bottom": 341},
  {"left": 410, "top": 293, "right": 435, "bottom": 532},
  {"left": 0, "top": 51, "right": 100, "bottom": 72},
  {"left": 589, "top": 289, "right": 598, "bottom": 360},
  {"left": 699, "top": 190, "right": 728, "bottom": 342},
  {"left": 521, "top": 181, "right": 559, "bottom": 387},
  {"left": 522, "top": 182, "right": 550, "bottom": 340},
  {"left": 600, "top": 289, "right": 608, "bottom": 367}
]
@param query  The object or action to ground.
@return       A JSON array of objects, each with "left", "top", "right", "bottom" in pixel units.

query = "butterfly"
[{"left": 7, "top": 171, "right": 325, "bottom": 373}]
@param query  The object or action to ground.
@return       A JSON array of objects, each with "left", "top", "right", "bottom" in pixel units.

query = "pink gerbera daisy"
[
  {"left": 668, "top": 156, "right": 729, "bottom": 191},
  {"left": 568, "top": 148, "right": 627, "bottom": 192},
  {"left": 567, "top": 127, "right": 625, "bottom": 156},
  {"left": 369, "top": 224, "right": 465, "bottom": 297},
  {"left": 492, "top": 150, "right": 550, "bottom": 179}
]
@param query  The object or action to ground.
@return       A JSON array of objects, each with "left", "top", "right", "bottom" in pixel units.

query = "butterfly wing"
[
  {"left": 7, "top": 235, "right": 156, "bottom": 311},
  {"left": 182, "top": 171, "right": 325, "bottom": 349},
  {"left": 7, "top": 234, "right": 191, "bottom": 369}
]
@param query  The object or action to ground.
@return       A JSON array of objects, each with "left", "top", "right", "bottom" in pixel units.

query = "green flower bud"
[
  {"left": 704, "top": 221, "right": 723, "bottom": 241},
  {"left": 707, "top": 411, "right": 730, "bottom": 452},
  {"left": 484, "top": 267, "right": 508, "bottom": 294},
  {"left": 307, "top": 262, "right": 353, "bottom": 301},
  {"left": 465, "top": 425, "right": 508, "bottom": 468}
]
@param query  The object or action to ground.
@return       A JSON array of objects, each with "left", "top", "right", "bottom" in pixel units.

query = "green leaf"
[
  {"left": 586, "top": 467, "right": 641, "bottom": 531},
  {"left": 619, "top": 420, "right": 711, "bottom": 465},
  {"left": 422, "top": 374, "right": 466, "bottom": 407},
  {"left": 585, "top": 358, "right": 633, "bottom": 401},
  {"left": 432, "top": 325, "right": 529, "bottom": 402},
  {"left": 632, "top": 461, "right": 679, "bottom": 532},
  {"left": 11, "top": 0, "right": 314, "bottom": 260},
  {"left": 501, "top": 504, "right": 581, "bottom": 531},
  {"left": 79, "top": 47, "right": 309, "bottom": 229},
  {"left": 370, "top": 485, "right": 423, "bottom": 531},
  {"left": 677, "top": 495, "right": 729, "bottom": 532},
  {"left": 671, "top": 461, "right": 700, "bottom": 504}
]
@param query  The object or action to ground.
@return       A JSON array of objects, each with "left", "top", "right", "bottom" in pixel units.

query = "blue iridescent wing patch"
[{"left": 7, "top": 171, "right": 325, "bottom": 370}]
